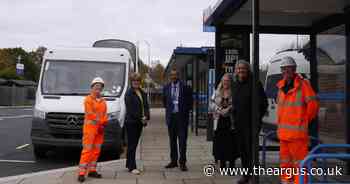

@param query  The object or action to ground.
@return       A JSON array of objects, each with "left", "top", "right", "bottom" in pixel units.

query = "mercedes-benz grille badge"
[{"left": 66, "top": 115, "right": 79, "bottom": 128}]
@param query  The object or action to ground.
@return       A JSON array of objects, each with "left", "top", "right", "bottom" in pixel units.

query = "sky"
[
  {"left": 257, "top": 34, "right": 309, "bottom": 64},
  {"left": 0, "top": 0, "right": 307, "bottom": 66}
]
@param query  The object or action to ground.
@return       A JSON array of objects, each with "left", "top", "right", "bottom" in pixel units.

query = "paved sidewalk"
[
  {"left": 0, "top": 106, "right": 33, "bottom": 109},
  {"left": 0, "top": 108, "right": 279, "bottom": 184}
]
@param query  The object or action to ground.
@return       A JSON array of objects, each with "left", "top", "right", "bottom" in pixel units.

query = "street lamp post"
[
  {"left": 136, "top": 40, "right": 152, "bottom": 104},
  {"left": 136, "top": 42, "right": 139, "bottom": 73},
  {"left": 144, "top": 40, "right": 151, "bottom": 104}
]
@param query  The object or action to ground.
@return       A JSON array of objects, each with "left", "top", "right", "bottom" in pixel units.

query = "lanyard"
[{"left": 172, "top": 84, "right": 179, "bottom": 101}]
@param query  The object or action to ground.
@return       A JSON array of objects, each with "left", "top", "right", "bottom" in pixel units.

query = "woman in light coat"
[{"left": 209, "top": 73, "right": 239, "bottom": 168}]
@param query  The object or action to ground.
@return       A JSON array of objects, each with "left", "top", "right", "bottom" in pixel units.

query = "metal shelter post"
[
  {"left": 251, "top": 0, "right": 260, "bottom": 183},
  {"left": 346, "top": 13, "right": 350, "bottom": 175}
]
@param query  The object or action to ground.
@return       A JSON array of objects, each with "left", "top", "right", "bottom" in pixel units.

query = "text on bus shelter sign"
[{"left": 224, "top": 49, "right": 238, "bottom": 73}]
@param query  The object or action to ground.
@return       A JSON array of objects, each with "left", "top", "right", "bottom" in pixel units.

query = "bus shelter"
[
  {"left": 165, "top": 47, "right": 215, "bottom": 137},
  {"left": 204, "top": 0, "right": 350, "bottom": 183}
]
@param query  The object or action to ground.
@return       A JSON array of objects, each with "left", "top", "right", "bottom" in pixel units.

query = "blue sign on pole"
[
  {"left": 16, "top": 63, "right": 24, "bottom": 75},
  {"left": 208, "top": 69, "right": 215, "bottom": 101},
  {"left": 203, "top": 25, "right": 216, "bottom": 32}
]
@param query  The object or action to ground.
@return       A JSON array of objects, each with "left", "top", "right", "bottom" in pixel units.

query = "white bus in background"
[
  {"left": 31, "top": 47, "right": 131, "bottom": 159},
  {"left": 262, "top": 49, "right": 310, "bottom": 132}
]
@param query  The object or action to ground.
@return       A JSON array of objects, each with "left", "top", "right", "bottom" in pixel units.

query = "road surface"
[{"left": 0, "top": 107, "right": 121, "bottom": 178}]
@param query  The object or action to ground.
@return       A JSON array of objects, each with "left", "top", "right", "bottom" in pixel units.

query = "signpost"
[{"left": 16, "top": 55, "right": 24, "bottom": 76}]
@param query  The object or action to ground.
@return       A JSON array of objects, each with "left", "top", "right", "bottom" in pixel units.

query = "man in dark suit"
[{"left": 163, "top": 68, "right": 193, "bottom": 171}]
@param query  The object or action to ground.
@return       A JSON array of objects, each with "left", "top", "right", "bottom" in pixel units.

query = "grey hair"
[{"left": 235, "top": 59, "right": 251, "bottom": 71}]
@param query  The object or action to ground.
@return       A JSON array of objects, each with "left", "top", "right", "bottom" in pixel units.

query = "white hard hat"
[
  {"left": 280, "top": 56, "right": 297, "bottom": 68},
  {"left": 91, "top": 77, "right": 105, "bottom": 88}
]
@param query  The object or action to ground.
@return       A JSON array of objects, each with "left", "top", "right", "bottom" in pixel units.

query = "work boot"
[
  {"left": 77, "top": 175, "right": 85, "bottom": 183},
  {"left": 88, "top": 171, "right": 102, "bottom": 178}
]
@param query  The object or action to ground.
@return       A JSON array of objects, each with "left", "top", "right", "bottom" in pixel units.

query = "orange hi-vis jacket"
[
  {"left": 276, "top": 74, "right": 320, "bottom": 141},
  {"left": 84, "top": 95, "right": 108, "bottom": 126}
]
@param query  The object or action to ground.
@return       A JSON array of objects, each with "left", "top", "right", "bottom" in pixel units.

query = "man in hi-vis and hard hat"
[
  {"left": 78, "top": 77, "right": 108, "bottom": 183},
  {"left": 276, "top": 56, "right": 319, "bottom": 184}
]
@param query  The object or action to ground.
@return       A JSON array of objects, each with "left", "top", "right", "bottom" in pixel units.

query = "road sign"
[
  {"left": 208, "top": 69, "right": 215, "bottom": 100},
  {"left": 16, "top": 63, "right": 24, "bottom": 75}
]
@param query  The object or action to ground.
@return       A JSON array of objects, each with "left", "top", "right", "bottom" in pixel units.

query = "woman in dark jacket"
[
  {"left": 232, "top": 60, "right": 268, "bottom": 184},
  {"left": 124, "top": 72, "right": 150, "bottom": 175}
]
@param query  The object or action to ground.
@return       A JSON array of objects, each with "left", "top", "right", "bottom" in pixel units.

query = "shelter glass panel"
[{"left": 317, "top": 25, "right": 346, "bottom": 144}]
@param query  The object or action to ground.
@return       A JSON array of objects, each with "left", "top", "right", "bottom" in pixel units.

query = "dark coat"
[
  {"left": 231, "top": 75, "right": 268, "bottom": 137},
  {"left": 162, "top": 80, "right": 193, "bottom": 126},
  {"left": 125, "top": 88, "right": 150, "bottom": 124}
]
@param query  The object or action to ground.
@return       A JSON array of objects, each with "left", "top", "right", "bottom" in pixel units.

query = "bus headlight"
[{"left": 33, "top": 109, "right": 46, "bottom": 119}]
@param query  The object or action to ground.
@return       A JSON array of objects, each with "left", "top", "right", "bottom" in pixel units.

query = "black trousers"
[
  {"left": 238, "top": 127, "right": 253, "bottom": 178},
  {"left": 168, "top": 113, "right": 189, "bottom": 164},
  {"left": 125, "top": 122, "right": 143, "bottom": 170}
]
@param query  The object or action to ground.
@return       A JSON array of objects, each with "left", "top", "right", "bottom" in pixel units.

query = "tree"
[
  {"left": 0, "top": 48, "right": 40, "bottom": 81},
  {"left": 150, "top": 63, "right": 165, "bottom": 85},
  {"left": 30, "top": 46, "right": 46, "bottom": 66},
  {"left": 135, "top": 59, "right": 150, "bottom": 88},
  {"left": 0, "top": 67, "right": 23, "bottom": 80}
]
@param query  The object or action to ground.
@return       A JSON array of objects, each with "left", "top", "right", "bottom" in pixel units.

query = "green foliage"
[
  {"left": 0, "top": 67, "right": 24, "bottom": 80},
  {"left": 0, "top": 47, "right": 41, "bottom": 82},
  {"left": 150, "top": 63, "right": 165, "bottom": 85},
  {"left": 137, "top": 60, "right": 165, "bottom": 87}
]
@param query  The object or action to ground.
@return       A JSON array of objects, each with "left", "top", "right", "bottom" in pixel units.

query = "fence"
[{"left": 0, "top": 86, "right": 36, "bottom": 106}]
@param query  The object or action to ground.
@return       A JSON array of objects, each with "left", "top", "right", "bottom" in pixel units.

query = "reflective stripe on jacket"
[
  {"left": 276, "top": 75, "right": 319, "bottom": 140},
  {"left": 84, "top": 95, "right": 108, "bottom": 126}
]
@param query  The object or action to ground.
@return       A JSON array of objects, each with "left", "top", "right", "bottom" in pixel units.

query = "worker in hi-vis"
[
  {"left": 78, "top": 77, "right": 108, "bottom": 183},
  {"left": 276, "top": 57, "right": 319, "bottom": 184}
]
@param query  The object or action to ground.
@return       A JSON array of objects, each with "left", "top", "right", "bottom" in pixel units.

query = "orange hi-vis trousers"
[
  {"left": 280, "top": 139, "right": 308, "bottom": 184},
  {"left": 78, "top": 95, "right": 107, "bottom": 176},
  {"left": 78, "top": 121, "right": 104, "bottom": 175}
]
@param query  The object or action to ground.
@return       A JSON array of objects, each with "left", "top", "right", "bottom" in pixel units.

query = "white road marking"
[
  {"left": 0, "top": 160, "right": 35, "bottom": 163},
  {"left": 0, "top": 115, "right": 32, "bottom": 119},
  {"left": 16, "top": 144, "right": 30, "bottom": 150}
]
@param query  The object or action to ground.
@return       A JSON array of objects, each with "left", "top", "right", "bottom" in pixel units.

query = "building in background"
[{"left": 165, "top": 47, "right": 214, "bottom": 138}]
